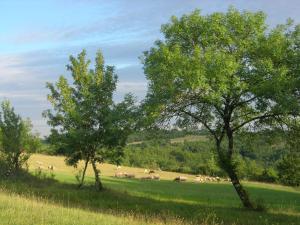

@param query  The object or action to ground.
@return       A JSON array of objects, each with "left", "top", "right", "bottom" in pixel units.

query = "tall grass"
[{"left": 0, "top": 154, "right": 299, "bottom": 225}]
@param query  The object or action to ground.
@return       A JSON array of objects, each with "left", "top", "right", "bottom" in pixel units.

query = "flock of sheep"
[
  {"left": 36, "top": 161, "right": 230, "bottom": 183},
  {"left": 115, "top": 167, "right": 230, "bottom": 183},
  {"left": 36, "top": 161, "right": 55, "bottom": 170}
]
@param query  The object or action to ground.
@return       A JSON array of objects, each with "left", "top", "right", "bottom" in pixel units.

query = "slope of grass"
[
  {"left": 0, "top": 191, "right": 152, "bottom": 225},
  {"left": 0, "top": 154, "right": 299, "bottom": 225},
  {"left": 28, "top": 154, "right": 203, "bottom": 181}
]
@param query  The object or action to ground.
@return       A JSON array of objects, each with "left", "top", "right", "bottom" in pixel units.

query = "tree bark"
[
  {"left": 91, "top": 158, "right": 103, "bottom": 191},
  {"left": 78, "top": 158, "right": 89, "bottom": 188},
  {"left": 225, "top": 129, "right": 254, "bottom": 209},
  {"left": 226, "top": 164, "right": 254, "bottom": 209},
  {"left": 215, "top": 125, "right": 254, "bottom": 209}
]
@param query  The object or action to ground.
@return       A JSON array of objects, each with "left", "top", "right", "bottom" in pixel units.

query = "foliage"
[
  {"left": 277, "top": 152, "right": 300, "bottom": 186},
  {"left": 44, "top": 50, "right": 138, "bottom": 190},
  {"left": 124, "top": 140, "right": 226, "bottom": 176},
  {"left": 0, "top": 100, "right": 39, "bottom": 174},
  {"left": 123, "top": 135, "right": 286, "bottom": 183},
  {"left": 127, "top": 128, "right": 207, "bottom": 143},
  {"left": 142, "top": 7, "right": 300, "bottom": 208}
]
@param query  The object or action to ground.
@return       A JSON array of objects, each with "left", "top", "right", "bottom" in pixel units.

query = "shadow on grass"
[{"left": 0, "top": 172, "right": 299, "bottom": 225}]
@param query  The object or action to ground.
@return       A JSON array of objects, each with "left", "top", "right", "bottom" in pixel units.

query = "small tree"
[
  {"left": 277, "top": 123, "right": 300, "bottom": 186},
  {"left": 142, "top": 8, "right": 299, "bottom": 208},
  {"left": 0, "top": 101, "right": 38, "bottom": 174},
  {"left": 44, "top": 50, "right": 137, "bottom": 191},
  {"left": 277, "top": 152, "right": 300, "bottom": 186}
]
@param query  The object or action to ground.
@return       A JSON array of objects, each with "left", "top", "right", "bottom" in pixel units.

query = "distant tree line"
[
  {"left": 127, "top": 128, "right": 208, "bottom": 143},
  {"left": 123, "top": 130, "right": 299, "bottom": 187}
]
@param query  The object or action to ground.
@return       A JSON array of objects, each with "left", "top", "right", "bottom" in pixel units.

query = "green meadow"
[{"left": 0, "top": 154, "right": 299, "bottom": 225}]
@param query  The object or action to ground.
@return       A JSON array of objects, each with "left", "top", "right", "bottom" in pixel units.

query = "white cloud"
[{"left": 117, "top": 81, "right": 147, "bottom": 93}]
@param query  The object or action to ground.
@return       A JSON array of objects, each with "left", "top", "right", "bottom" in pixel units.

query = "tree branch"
[
  {"left": 232, "top": 113, "right": 278, "bottom": 132},
  {"left": 180, "top": 109, "right": 219, "bottom": 142}
]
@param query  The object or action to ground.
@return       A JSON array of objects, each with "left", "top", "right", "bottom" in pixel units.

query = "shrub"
[
  {"left": 258, "top": 168, "right": 278, "bottom": 183},
  {"left": 277, "top": 153, "right": 300, "bottom": 186}
]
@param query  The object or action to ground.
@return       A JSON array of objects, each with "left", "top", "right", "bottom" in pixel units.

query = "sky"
[{"left": 1, "top": 0, "right": 300, "bottom": 136}]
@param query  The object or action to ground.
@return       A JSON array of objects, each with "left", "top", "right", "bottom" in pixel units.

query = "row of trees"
[{"left": 123, "top": 134, "right": 299, "bottom": 186}]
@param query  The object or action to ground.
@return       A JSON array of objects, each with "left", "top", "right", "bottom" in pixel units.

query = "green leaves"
[
  {"left": 45, "top": 50, "right": 138, "bottom": 168},
  {"left": 0, "top": 100, "right": 39, "bottom": 172},
  {"left": 143, "top": 7, "right": 300, "bottom": 135}
]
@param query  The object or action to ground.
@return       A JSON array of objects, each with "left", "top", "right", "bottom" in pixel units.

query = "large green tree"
[
  {"left": 142, "top": 8, "right": 300, "bottom": 208},
  {"left": 0, "top": 100, "right": 39, "bottom": 174},
  {"left": 44, "top": 50, "right": 137, "bottom": 191}
]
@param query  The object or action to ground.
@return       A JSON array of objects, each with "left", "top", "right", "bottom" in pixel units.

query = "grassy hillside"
[
  {"left": 0, "top": 191, "right": 152, "bottom": 225},
  {"left": 0, "top": 154, "right": 299, "bottom": 225}
]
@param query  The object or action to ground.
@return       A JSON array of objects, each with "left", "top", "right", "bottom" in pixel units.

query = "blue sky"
[{"left": 1, "top": 0, "right": 300, "bottom": 136}]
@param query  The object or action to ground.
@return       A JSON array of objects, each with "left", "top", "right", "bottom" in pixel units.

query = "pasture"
[{"left": 0, "top": 154, "right": 299, "bottom": 225}]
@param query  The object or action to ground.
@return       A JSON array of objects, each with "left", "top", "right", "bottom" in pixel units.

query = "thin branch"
[
  {"left": 232, "top": 113, "right": 278, "bottom": 132},
  {"left": 180, "top": 109, "right": 219, "bottom": 142}
]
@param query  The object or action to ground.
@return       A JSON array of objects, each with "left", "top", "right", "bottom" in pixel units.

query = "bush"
[
  {"left": 258, "top": 168, "right": 278, "bottom": 183},
  {"left": 277, "top": 153, "right": 300, "bottom": 186},
  {"left": 0, "top": 155, "right": 10, "bottom": 177}
]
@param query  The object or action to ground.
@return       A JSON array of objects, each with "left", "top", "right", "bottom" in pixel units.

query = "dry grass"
[{"left": 29, "top": 154, "right": 206, "bottom": 181}]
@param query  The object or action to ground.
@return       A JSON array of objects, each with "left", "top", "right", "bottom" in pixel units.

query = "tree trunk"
[
  {"left": 226, "top": 164, "right": 254, "bottom": 209},
  {"left": 226, "top": 130, "right": 253, "bottom": 209},
  {"left": 91, "top": 159, "right": 103, "bottom": 191},
  {"left": 216, "top": 126, "right": 254, "bottom": 209},
  {"left": 78, "top": 158, "right": 89, "bottom": 188}
]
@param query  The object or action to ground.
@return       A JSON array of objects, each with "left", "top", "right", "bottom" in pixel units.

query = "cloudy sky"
[{"left": 1, "top": 0, "right": 300, "bottom": 136}]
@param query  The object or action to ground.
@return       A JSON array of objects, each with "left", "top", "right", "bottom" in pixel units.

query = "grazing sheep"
[
  {"left": 153, "top": 174, "right": 160, "bottom": 180},
  {"left": 140, "top": 175, "right": 152, "bottom": 180},
  {"left": 124, "top": 173, "right": 135, "bottom": 178},
  {"left": 149, "top": 170, "right": 155, "bottom": 174},
  {"left": 115, "top": 172, "right": 125, "bottom": 178},
  {"left": 174, "top": 176, "right": 187, "bottom": 182},
  {"left": 36, "top": 161, "right": 43, "bottom": 166},
  {"left": 194, "top": 176, "right": 204, "bottom": 183},
  {"left": 48, "top": 165, "right": 55, "bottom": 170},
  {"left": 206, "top": 177, "right": 213, "bottom": 182},
  {"left": 115, "top": 165, "right": 122, "bottom": 170}
]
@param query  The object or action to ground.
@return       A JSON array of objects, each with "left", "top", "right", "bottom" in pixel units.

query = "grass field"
[{"left": 0, "top": 154, "right": 299, "bottom": 225}]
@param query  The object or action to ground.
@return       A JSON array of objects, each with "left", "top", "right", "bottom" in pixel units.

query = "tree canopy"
[
  {"left": 142, "top": 7, "right": 300, "bottom": 208},
  {"left": 0, "top": 100, "right": 39, "bottom": 174},
  {"left": 44, "top": 50, "right": 138, "bottom": 190}
]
